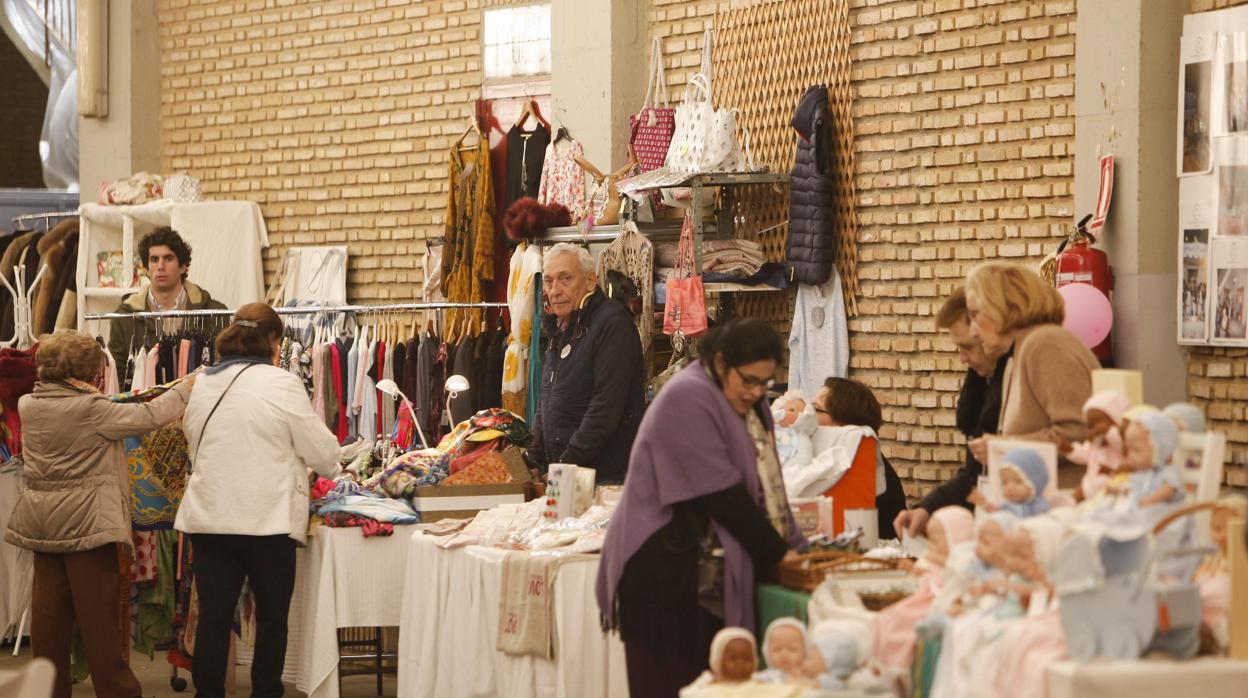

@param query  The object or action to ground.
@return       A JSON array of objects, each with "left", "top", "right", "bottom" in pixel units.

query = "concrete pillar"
[
  {"left": 550, "top": 0, "right": 648, "bottom": 170},
  {"left": 78, "top": 0, "right": 161, "bottom": 204},
  {"left": 1074, "top": 0, "right": 1188, "bottom": 405}
]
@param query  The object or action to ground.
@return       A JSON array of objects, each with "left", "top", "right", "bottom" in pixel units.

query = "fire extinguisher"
[{"left": 1054, "top": 214, "right": 1114, "bottom": 363}]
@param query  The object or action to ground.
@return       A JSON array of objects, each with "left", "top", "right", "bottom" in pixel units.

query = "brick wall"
[
  {"left": 652, "top": 0, "right": 1077, "bottom": 499},
  {"left": 157, "top": 0, "right": 512, "bottom": 301},
  {"left": 1188, "top": 0, "right": 1248, "bottom": 483},
  {"left": 0, "top": 34, "right": 50, "bottom": 189},
  {"left": 160, "top": 0, "right": 1084, "bottom": 498}
]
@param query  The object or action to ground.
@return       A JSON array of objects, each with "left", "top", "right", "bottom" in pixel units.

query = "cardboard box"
[{"left": 409, "top": 446, "right": 531, "bottom": 520}]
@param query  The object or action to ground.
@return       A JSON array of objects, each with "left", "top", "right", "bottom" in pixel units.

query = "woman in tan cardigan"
[
  {"left": 6, "top": 330, "right": 193, "bottom": 698},
  {"left": 963, "top": 262, "right": 1099, "bottom": 487}
]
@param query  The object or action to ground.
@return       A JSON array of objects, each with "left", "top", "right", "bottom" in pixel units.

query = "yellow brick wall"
[
  {"left": 651, "top": 0, "right": 1077, "bottom": 498},
  {"left": 159, "top": 0, "right": 1081, "bottom": 498},
  {"left": 1189, "top": 0, "right": 1248, "bottom": 483},
  {"left": 157, "top": 0, "right": 510, "bottom": 301}
]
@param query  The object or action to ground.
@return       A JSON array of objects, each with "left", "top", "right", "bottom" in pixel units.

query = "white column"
[
  {"left": 550, "top": 0, "right": 648, "bottom": 170},
  {"left": 78, "top": 0, "right": 161, "bottom": 204},
  {"left": 1074, "top": 0, "right": 1188, "bottom": 405}
]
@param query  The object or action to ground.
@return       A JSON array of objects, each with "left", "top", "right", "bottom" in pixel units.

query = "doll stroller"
[{"left": 1053, "top": 502, "right": 1216, "bottom": 661}]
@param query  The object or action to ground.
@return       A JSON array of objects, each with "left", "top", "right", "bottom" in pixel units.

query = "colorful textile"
[
  {"left": 443, "top": 450, "right": 513, "bottom": 486},
  {"left": 322, "top": 512, "right": 395, "bottom": 537},
  {"left": 133, "top": 530, "right": 178, "bottom": 657},
  {"left": 436, "top": 408, "right": 533, "bottom": 456},
  {"left": 108, "top": 381, "right": 191, "bottom": 530},
  {"left": 362, "top": 450, "right": 451, "bottom": 497},
  {"left": 131, "top": 531, "right": 159, "bottom": 583},
  {"left": 316, "top": 494, "right": 420, "bottom": 524}
]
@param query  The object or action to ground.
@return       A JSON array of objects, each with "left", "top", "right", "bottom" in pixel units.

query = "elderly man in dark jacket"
[{"left": 530, "top": 243, "right": 645, "bottom": 484}]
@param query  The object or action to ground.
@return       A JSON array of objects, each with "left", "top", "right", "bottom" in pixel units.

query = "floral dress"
[{"left": 537, "top": 139, "right": 587, "bottom": 223}]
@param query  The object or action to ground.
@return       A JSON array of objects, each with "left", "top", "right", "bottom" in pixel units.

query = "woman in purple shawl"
[{"left": 596, "top": 319, "right": 806, "bottom": 697}]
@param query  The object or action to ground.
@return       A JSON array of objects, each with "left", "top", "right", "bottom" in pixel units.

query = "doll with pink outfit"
[
  {"left": 869, "top": 506, "right": 976, "bottom": 679},
  {"left": 1195, "top": 495, "right": 1248, "bottom": 654},
  {"left": 1065, "top": 390, "right": 1130, "bottom": 500}
]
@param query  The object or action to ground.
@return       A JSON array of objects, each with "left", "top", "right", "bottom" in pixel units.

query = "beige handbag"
[{"left": 575, "top": 155, "right": 636, "bottom": 227}]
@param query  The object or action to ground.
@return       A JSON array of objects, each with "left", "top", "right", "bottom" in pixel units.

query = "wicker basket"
[
  {"left": 859, "top": 590, "right": 909, "bottom": 611},
  {"left": 777, "top": 551, "right": 896, "bottom": 593}
]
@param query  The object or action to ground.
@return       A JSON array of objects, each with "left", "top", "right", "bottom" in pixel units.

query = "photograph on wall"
[
  {"left": 1181, "top": 229, "right": 1211, "bottom": 342},
  {"left": 1210, "top": 236, "right": 1248, "bottom": 345},
  {"left": 1180, "top": 34, "right": 1215, "bottom": 175},
  {"left": 1215, "top": 137, "right": 1248, "bottom": 236},
  {"left": 1179, "top": 177, "right": 1213, "bottom": 344},
  {"left": 1220, "top": 32, "right": 1248, "bottom": 134}
]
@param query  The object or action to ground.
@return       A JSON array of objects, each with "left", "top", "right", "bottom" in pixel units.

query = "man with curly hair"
[{"left": 107, "top": 227, "right": 227, "bottom": 372}]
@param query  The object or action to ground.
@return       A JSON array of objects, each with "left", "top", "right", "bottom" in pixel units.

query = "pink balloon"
[{"left": 1058, "top": 282, "right": 1113, "bottom": 348}]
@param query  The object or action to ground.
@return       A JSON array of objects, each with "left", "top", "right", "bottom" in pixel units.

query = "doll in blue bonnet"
[
  {"left": 975, "top": 447, "right": 1051, "bottom": 518},
  {"left": 1113, "top": 411, "right": 1183, "bottom": 508}
]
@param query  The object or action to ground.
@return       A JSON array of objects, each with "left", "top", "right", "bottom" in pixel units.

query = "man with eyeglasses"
[
  {"left": 893, "top": 287, "right": 1011, "bottom": 537},
  {"left": 527, "top": 243, "right": 645, "bottom": 485}
]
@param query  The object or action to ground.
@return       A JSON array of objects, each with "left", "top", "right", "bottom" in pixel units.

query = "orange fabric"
[{"left": 824, "top": 435, "right": 878, "bottom": 534}]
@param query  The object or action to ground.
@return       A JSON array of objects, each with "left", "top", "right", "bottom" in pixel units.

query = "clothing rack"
[
  {"left": 82, "top": 301, "right": 507, "bottom": 321},
  {"left": 10, "top": 210, "right": 78, "bottom": 229}
]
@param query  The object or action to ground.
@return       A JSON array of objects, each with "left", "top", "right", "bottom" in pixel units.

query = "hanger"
[
  {"left": 512, "top": 99, "right": 548, "bottom": 130},
  {"left": 455, "top": 114, "right": 483, "bottom": 151}
]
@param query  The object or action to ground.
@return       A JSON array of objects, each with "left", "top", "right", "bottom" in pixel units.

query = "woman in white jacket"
[{"left": 176, "top": 303, "right": 340, "bottom": 698}]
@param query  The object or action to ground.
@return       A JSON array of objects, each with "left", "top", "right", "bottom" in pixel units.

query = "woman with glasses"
[{"left": 596, "top": 319, "right": 806, "bottom": 698}]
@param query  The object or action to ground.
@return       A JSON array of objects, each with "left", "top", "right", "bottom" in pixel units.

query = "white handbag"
[{"left": 663, "top": 30, "right": 748, "bottom": 175}]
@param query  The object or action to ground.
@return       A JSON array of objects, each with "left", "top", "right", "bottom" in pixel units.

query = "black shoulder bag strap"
[{"left": 193, "top": 363, "right": 258, "bottom": 457}]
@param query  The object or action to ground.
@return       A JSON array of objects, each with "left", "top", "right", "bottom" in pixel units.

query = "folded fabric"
[
  {"left": 703, "top": 263, "right": 790, "bottom": 288},
  {"left": 362, "top": 449, "right": 450, "bottom": 497},
  {"left": 322, "top": 511, "right": 395, "bottom": 537},
  {"left": 497, "top": 552, "right": 558, "bottom": 659},
  {"left": 443, "top": 450, "right": 514, "bottom": 486},
  {"left": 316, "top": 494, "right": 420, "bottom": 524}
]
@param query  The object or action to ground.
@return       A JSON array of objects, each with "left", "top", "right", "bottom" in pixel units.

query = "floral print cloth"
[{"left": 537, "top": 139, "right": 587, "bottom": 223}]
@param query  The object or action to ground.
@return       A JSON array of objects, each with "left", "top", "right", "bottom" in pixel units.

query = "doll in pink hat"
[{"left": 1063, "top": 390, "right": 1130, "bottom": 500}]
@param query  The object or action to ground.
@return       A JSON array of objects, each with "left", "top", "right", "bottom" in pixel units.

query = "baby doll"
[
  {"left": 683, "top": 628, "right": 758, "bottom": 693},
  {"left": 755, "top": 618, "right": 815, "bottom": 686},
  {"left": 804, "top": 632, "right": 860, "bottom": 692},
  {"left": 773, "top": 391, "right": 817, "bottom": 470},
  {"left": 1114, "top": 411, "right": 1183, "bottom": 508},
  {"left": 1195, "top": 495, "right": 1248, "bottom": 653},
  {"left": 1065, "top": 391, "right": 1130, "bottom": 500},
  {"left": 945, "top": 511, "right": 1016, "bottom": 615},
  {"left": 869, "top": 506, "right": 975, "bottom": 674},
  {"left": 1164, "top": 401, "right": 1207, "bottom": 435},
  {"left": 973, "top": 447, "right": 1050, "bottom": 518}
]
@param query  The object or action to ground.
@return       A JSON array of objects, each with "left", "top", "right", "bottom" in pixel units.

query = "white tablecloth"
[
  {"left": 1047, "top": 658, "right": 1248, "bottom": 697},
  {"left": 397, "top": 532, "right": 629, "bottom": 698},
  {"left": 279, "top": 525, "right": 414, "bottom": 698}
]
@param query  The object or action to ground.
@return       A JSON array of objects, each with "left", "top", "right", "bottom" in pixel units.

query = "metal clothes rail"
[{"left": 83, "top": 301, "right": 507, "bottom": 322}]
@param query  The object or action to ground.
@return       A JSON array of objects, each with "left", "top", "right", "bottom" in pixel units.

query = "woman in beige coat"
[
  {"left": 5, "top": 330, "right": 193, "bottom": 698},
  {"left": 963, "top": 262, "right": 1099, "bottom": 488}
]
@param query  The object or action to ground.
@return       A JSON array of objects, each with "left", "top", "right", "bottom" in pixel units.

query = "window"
[{"left": 483, "top": 4, "right": 551, "bottom": 81}]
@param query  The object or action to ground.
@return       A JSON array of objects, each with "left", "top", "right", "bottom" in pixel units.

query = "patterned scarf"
[{"left": 746, "top": 407, "right": 791, "bottom": 540}]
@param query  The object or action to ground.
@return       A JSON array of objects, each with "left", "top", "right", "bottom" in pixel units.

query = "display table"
[
  {"left": 757, "top": 583, "right": 812, "bottom": 628},
  {"left": 1046, "top": 658, "right": 1248, "bottom": 698},
  {"left": 397, "top": 532, "right": 628, "bottom": 698},
  {"left": 278, "top": 525, "right": 414, "bottom": 698}
]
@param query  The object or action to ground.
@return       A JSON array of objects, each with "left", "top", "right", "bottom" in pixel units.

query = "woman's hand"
[
  {"left": 782, "top": 549, "right": 801, "bottom": 564},
  {"left": 894, "top": 508, "right": 930, "bottom": 538},
  {"left": 969, "top": 433, "right": 994, "bottom": 464}
]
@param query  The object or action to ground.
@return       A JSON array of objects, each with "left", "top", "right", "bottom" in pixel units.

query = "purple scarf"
[{"left": 595, "top": 361, "right": 805, "bottom": 631}]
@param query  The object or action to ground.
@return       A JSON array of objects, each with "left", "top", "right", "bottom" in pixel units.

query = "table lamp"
[
  {"left": 445, "top": 374, "right": 469, "bottom": 428},
  {"left": 376, "top": 378, "right": 428, "bottom": 449}
]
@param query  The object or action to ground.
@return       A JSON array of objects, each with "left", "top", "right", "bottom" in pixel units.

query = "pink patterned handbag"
[{"left": 629, "top": 38, "right": 675, "bottom": 173}]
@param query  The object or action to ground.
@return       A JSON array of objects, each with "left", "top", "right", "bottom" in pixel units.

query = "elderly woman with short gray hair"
[{"left": 6, "top": 330, "right": 193, "bottom": 698}]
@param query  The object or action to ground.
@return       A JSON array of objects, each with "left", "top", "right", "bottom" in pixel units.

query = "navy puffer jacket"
[{"left": 785, "top": 85, "right": 837, "bottom": 286}]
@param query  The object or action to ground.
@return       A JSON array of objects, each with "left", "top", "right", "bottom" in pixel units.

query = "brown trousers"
[{"left": 32, "top": 545, "right": 141, "bottom": 698}]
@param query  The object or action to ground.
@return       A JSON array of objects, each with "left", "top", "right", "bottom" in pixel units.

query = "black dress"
[{"left": 504, "top": 124, "right": 551, "bottom": 208}]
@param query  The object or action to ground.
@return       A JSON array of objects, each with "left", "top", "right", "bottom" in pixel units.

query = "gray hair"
[{"left": 543, "top": 243, "right": 595, "bottom": 276}]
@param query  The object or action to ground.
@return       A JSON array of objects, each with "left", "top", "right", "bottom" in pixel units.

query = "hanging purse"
[
  {"left": 662, "top": 213, "right": 708, "bottom": 338},
  {"left": 629, "top": 37, "right": 676, "bottom": 173},
  {"left": 575, "top": 155, "right": 637, "bottom": 228}
]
